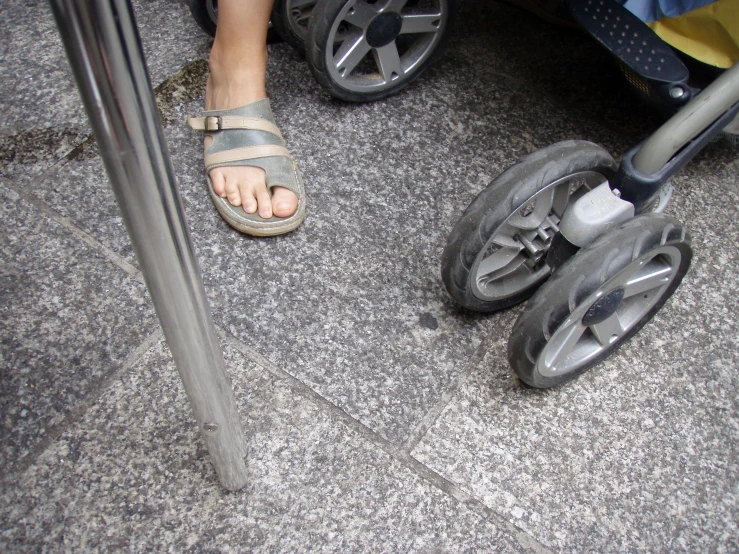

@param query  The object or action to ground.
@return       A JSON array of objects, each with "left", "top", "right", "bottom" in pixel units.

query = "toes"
[
  {"left": 210, "top": 168, "right": 227, "bottom": 198},
  {"left": 256, "top": 186, "right": 272, "bottom": 219},
  {"left": 208, "top": 165, "right": 281, "bottom": 219},
  {"left": 205, "top": 138, "right": 226, "bottom": 198},
  {"left": 223, "top": 173, "right": 242, "bottom": 207},
  {"left": 272, "top": 186, "right": 298, "bottom": 218},
  {"left": 239, "top": 167, "right": 269, "bottom": 217},
  {"left": 241, "top": 186, "right": 257, "bottom": 214}
]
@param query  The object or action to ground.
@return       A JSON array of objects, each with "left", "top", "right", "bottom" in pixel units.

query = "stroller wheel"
[
  {"left": 442, "top": 141, "right": 617, "bottom": 313},
  {"left": 508, "top": 213, "right": 692, "bottom": 388},
  {"left": 307, "top": 0, "right": 455, "bottom": 102}
]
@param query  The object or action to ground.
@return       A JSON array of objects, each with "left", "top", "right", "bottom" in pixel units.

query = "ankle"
[
  {"left": 205, "top": 69, "right": 267, "bottom": 111},
  {"left": 209, "top": 38, "right": 268, "bottom": 76}
]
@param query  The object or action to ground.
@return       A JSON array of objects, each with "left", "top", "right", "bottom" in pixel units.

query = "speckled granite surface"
[
  {"left": 1, "top": 0, "right": 737, "bottom": 551},
  {"left": 0, "top": 336, "right": 531, "bottom": 552},
  {"left": 0, "top": 0, "right": 210, "bottom": 183},
  {"left": 0, "top": 181, "right": 157, "bottom": 473}
]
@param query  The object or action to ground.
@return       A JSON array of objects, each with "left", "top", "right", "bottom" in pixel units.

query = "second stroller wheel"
[
  {"left": 508, "top": 213, "right": 692, "bottom": 388},
  {"left": 307, "top": 0, "right": 455, "bottom": 102}
]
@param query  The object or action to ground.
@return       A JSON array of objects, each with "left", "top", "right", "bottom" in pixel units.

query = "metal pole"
[{"left": 48, "top": 0, "right": 249, "bottom": 490}]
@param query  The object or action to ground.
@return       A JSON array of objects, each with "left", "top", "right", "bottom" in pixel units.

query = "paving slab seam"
[
  {"left": 402, "top": 336, "right": 493, "bottom": 453},
  {"left": 1, "top": 329, "right": 164, "bottom": 482},
  {"left": 218, "top": 328, "right": 554, "bottom": 554},
  {"left": 0, "top": 176, "right": 141, "bottom": 280}
]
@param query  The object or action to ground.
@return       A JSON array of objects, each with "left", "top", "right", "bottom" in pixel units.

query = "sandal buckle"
[{"left": 204, "top": 116, "right": 222, "bottom": 131}]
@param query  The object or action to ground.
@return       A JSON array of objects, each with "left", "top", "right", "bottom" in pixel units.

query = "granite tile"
[
  {"left": 17, "top": 38, "right": 517, "bottom": 446},
  {"left": 29, "top": 143, "right": 140, "bottom": 265},
  {"left": 0, "top": 0, "right": 210, "bottom": 182},
  {"left": 18, "top": 0, "right": 737, "bottom": 452},
  {"left": 131, "top": 0, "right": 212, "bottom": 88},
  {"left": 20, "top": 58, "right": 212, "bottom": 268},
  {"left": 0, "top": 335, "right": 531, "bottom": 553},
  {"left": 0, "top": 181, "right": 157, "bottom": 472},
  {"left": 0, "top": 0, "right": 736, "bottom": 549},
  {"left": 0, "top": 0, "right": 89, "bottom": 135},
  {"left": 411, "top": 172, "right": 739, "bottom": 551}
]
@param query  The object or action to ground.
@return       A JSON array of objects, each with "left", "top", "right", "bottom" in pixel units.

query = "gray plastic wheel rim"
[
  {"left": 325, "top": 0, "right": 448, "bottom": 93},
  {"left": 536, "top": 244, "right": 683, "bottom": 378},
  {"left": 470, "top": 170, "right": 608, "bottom": 302}
]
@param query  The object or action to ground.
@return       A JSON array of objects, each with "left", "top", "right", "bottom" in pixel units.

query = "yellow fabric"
[{"left": 647, "top": 0, "right": 739, "bottom": 68}]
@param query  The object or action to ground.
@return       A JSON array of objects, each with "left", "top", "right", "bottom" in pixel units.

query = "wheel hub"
[
  {"left": 582, "top": 287, "right": 625, "bottom": 326},
  {"left": 365, "top": 12, "right": 403, "bottom": 48}
]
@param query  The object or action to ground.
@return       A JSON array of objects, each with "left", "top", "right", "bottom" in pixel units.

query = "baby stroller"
[{"left": 442, "top": 0, "right": 739, "bottom": 388}]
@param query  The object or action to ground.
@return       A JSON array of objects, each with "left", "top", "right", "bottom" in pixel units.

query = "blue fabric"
[{"left": 617, "top": 0, "right": 719, "bottom": 22}]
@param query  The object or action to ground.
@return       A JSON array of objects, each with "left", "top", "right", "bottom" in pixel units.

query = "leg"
[{"left": 205, "top": 0, "right": 298, "bottom": 220}]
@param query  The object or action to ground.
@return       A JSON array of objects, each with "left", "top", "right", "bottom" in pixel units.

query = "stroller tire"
[{"left": 187, "top": 0, "right": 218, "bottom": 37}]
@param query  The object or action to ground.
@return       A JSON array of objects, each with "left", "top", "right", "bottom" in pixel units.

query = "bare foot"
[{"left": 204, "top": 70, "right": 298, "bottom": 220}]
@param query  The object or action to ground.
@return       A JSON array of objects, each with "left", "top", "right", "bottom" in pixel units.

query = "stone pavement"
[{"left": 1, "top": 0, "right": 737, "bottom": 551}]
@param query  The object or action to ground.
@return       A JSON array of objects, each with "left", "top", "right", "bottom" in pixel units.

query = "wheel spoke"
[
  {"left": 589, "top": 313, "right": 625, "bottom": 346},
  {"left": 334, "top": 34, "right": 372, "bottom": 75},
  {"left": 385, "top": 0, "right": 409, "bottom": 12},
  {"left": 622, "top": 264, "right": 673, "bottom": 298},
  {"left": 400, "top": 13, "right": 442, "bottom": 34},
  {"left": 542, "top": 322, "right": 586, "bottom": 373},
  {"left": 507, "top": 186, "right": 555, "bottom": 230},
  {"left": 477, "top": 246, "right": 525, "bottom": 279},
  {"left": 344, "top": 1, "right": 380, "bottom": 28},
  {"left": 551, "top": 180, "right": 574, "bottom": 216},
  {"left": 374, "top": 43, "right": 403, "bottom": 81}
]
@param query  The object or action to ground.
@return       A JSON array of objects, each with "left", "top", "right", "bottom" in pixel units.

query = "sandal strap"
[
  {"left": 188, "top": 115, "right": 283, "bottom": 138},
  {"left": 205, "top": 144, "right": 292, "bottom": 171}
]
